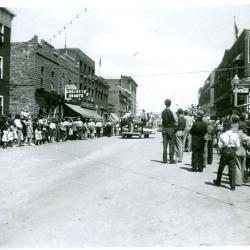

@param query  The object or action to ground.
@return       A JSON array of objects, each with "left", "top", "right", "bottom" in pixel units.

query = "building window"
[
  {"left": 0, "top": 95, "right": 3, "bottom": 115},
  {"left": 40, "top": 78, "right": 44, "bottom": 88},
  {"left": 92, "top": 89, "right": 94, "bottom": 97},
  {"left": 0, "top": 24, "right": 4, "bottom": 44},
  {"left": 0, "top": 57, "right": 3, "bottom": 79},
  {"left": 41, "top": 66, "right": 44, "bottom": 74},
  {"left": 51, "top": 70, "right": 54, "bottom": 78},
  {"left": 84, "top": 86, "right": 86, "bottom": 90},
  {"left": 80, "top": 83, "right": 83, "bottom": 89},
  {"left": 51, "top": 81, "right": 54, "bottom": 90}
]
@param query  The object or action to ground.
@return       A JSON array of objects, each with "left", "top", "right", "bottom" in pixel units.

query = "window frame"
[
  {"left": 0, "top": 56, "right": 3, "bottom": 79},
  {"left": 0, "top": 95, "right": 3, "bottom": 115}
]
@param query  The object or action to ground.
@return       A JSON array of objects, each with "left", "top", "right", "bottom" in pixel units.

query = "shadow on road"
[
  {"left": 184, "top": 163, "right": 192, "bottom": 166},
  {"left": 151, "top": 159, "right": 165, "bottom": 164},
  {"left": 204, "top": 181, "right": 231, "bottom": 190},
  {"left": 180, "top": 166, "right": 192, "bottom": 171}
]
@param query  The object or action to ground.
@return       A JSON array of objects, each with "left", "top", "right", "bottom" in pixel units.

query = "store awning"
[
  {"left": 64, "top": 103, "right": 102, "bottom": 119},
  {"left": 110, "top": 112, "right": 120, "bottom": 122}
]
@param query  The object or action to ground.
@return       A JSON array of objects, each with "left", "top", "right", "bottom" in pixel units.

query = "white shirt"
[
  {"left": 218, "top": 130, "right": 240, "bottom": 149},
  {"left": 184, "top": 115, "right": 194, "bottom": 128}
]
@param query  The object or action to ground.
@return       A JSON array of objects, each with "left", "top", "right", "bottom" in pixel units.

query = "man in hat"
[
  {"left": 161, "top": 99, "right": 176, "bottom": 164},
  {"left": 190, "top": 110, "right": 208, "bottom": 172}
]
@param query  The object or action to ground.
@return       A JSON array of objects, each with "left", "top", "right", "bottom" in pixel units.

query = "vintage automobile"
[
  {"left": 121, "top": 115, "right": 157, "bottom": 139},
  {"left": 121, "top": 116, "right": 143, "bottom": 139}
]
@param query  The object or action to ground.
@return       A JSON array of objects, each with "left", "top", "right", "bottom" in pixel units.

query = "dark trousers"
[
  {"left": 216, "top": 148, "right": 236, "bottom": 189},
  {"left": 192, "top": 137, "right": 205, "bottom": 172},
  {"left": 162, "top": 128, "right": 175, "bottom": 163},
  {"left": 207, "top": 139, "right": 213, "bottom": 164}
]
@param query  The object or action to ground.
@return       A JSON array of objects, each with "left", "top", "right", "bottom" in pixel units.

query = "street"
[{"left": 1, "top": 133, "right": 250, "bottom": 247}]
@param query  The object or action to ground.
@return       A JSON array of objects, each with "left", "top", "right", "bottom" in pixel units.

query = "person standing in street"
[
  {"left": 190, "top": 111, "right": 207, "bottom": 172},
  {"left": 213, "top": 120, "right": 240, "bottom": 191},
  {"left": 161, "top": 99, "right": 176, "bottom": 164},
  {"left": 175, "top": 108, "right": 186, "bottom": 163},
  {"left": 183, "top": 110, "right": 194, "bottom": 152}
]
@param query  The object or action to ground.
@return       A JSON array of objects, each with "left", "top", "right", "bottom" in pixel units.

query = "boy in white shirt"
[{"left": 213, "top": 122, "right": 240, "bottom": 191}]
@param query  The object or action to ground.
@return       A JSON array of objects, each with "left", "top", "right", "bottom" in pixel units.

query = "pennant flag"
[
  {"left": 99, "top": 57, "right": 102, "bottom": 67},
  {"left": 234, "top": 16, "right": 239, "bottom": 40}
]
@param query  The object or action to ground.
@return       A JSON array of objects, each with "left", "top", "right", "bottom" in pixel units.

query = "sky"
[{"left": 7, "top": 1, "right": 250, "bottom": 113}]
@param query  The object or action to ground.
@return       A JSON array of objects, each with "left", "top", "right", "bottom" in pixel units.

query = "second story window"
[
  {"left": 51, "top": 81, "right": 54, "bottom": 90},
  {"left": 40, "top": 78, "right": 44, "bottom": 88},
  {"left": 0, "top": 57, "right": 3, "bottom": 79},
  {"left": 40, "top": 66, "right": 44, "bottom": 87},
  {"left": 0, "top": 24, "right": 4, "bottom": 44}
]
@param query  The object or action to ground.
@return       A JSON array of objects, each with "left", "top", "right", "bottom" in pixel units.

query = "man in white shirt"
[
  {"left": 183, "top": 110, "right": 194, "bottom": 152},
  {"left": 213, "top": 124, "right": 240, "bottom": 191}
]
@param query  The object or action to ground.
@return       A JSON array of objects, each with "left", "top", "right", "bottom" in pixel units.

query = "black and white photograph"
[{"left": 0, "top": 0, "right": 250, "bottom": 247}]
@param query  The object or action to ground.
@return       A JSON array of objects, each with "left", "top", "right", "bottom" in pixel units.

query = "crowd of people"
[
  {"left": 161, "top": 98, "right": 250, "bottom": 191},
  {"left": 0, "top": 112, "right": 121, "bottom": 148}
]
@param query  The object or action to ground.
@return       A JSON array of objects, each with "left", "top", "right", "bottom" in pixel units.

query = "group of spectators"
[
  {"left": 0, "top": 112, "right": 121, "bottom": 148},
  {"left": 162, "top": 98, "right": 250, "bottom": 191}
]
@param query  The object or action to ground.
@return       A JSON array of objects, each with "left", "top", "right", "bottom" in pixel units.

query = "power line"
[{"left": 117, "top": 65, "right": 249, "bottom": 78}]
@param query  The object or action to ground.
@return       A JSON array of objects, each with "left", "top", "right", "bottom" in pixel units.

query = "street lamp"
[{"left": 231, "top": 74, "right": 240, "bottom": 107}]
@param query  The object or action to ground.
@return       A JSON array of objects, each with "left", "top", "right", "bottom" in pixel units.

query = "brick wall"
[
  {"left": 9, "top": 36, "right": 37, "bottom": 114},
  {"left": 9, "top": 36, "right": 79, "bottom": 116}
]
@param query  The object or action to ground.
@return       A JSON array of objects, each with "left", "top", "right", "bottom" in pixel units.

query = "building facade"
[
  {"left": 9, "top": 37, "right": 111, "bottom": 119},
  {"left": 10, "top": 36, "right": 79, "bottom": 116},
  {"left": 106, "top": 76, "right": 138, "bottom": 118},
  {"left": 198, "top": 71, "right": 215, "bottom": 118},
  {"left": 58, "top": 48, "right": 110, "bottom": 119},
  {"left": 0, "top": 8, "right": 14, "bottom": 115},
  {"left": 202, "top": 29, "right": 250, "bottom": 118}
]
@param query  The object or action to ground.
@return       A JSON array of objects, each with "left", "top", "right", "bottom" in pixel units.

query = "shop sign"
[{"left": 234, "top": 88, "right": 249, "bottom": 95}]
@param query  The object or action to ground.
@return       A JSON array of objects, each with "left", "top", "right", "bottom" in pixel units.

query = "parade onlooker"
[
  {"left": 8, "top": 125, "right": 14, "bottom": 147},
  {"left": 183, "top": 110, "right": 194, "bottom": 152},
  {"left": 35, "top": 126, "right": 42, "bottom": 145},
  {"left": 2, "top": 126, "right": 8, "bottom": 148},
  {"left": 49, "top": 119, "right": 56, "bottom": 142},
  {"left": 14, "top": 114, "right": 23, "bottom": 147},
  {"left": 75, "top": 117, "right": 83, "bottom": 140},
  {"left": 213, "top": 120, "right": 240, "bottom": 191},
  {"left": 88, "top": 119, "right": 96, "bottom": 139},
  {"left": 26, "top": 118, "right": 33, "bottom": 146},
  {"left": 161, "top": 99, "right": 176, "bottom": 164},
  {"left": 190, "top": 111, "right": 207, "bottom": 172},
  {"left": 175, "top": 108, "right": 186, "bottom": 163},
  {"left": 96, "top": 120, "right": 102, "bottom": 138}
]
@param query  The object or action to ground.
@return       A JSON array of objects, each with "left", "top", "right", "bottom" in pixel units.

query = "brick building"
[
  {"left": 0, "top": 8, "right": 15, "bottom": 115},
  {"left": 60, "top": 48, "right": 110, "bottom": 119},
  {"left": 9, "top": 36, "right": 79, "bottom": 117},
  {"left": 200, "top": 29, "right": 250, "bottom": 118},
  {"left": 198, "top": 71, "right": 215, "bottom": 118},
  {"left": 106, "top": 76, "right": 138, "bottom": 118}
]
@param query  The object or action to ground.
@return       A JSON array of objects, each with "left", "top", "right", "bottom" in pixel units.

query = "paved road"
[{"left": 1, "top": 133, "right": 250, "bottom": 247}]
